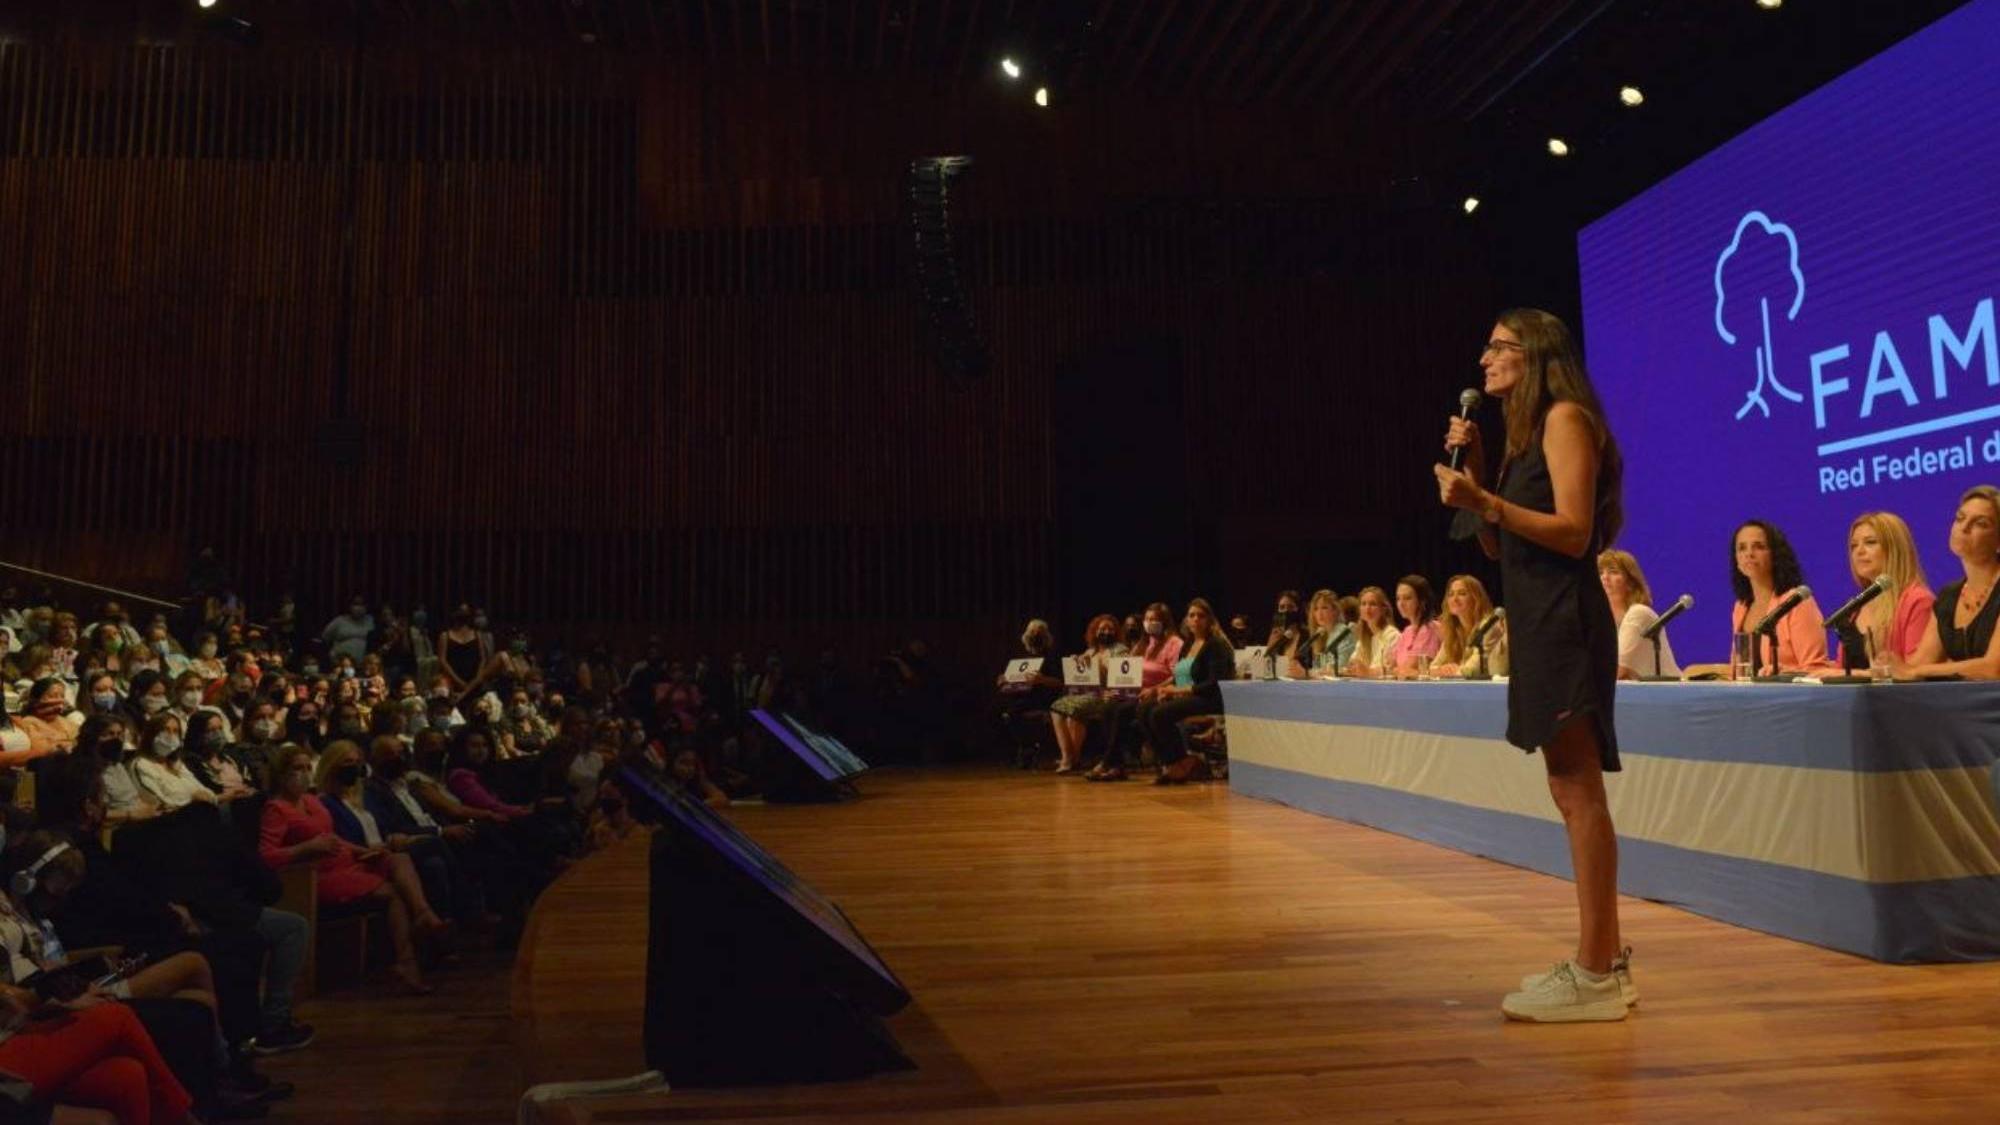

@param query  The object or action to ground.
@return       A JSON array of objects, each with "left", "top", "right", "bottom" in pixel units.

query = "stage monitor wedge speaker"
[
  {"left": 620, "top": 765, "right": 913, "bottom": 1086},
  {"left": 751, "top": 708, "right": 868, "bottom": 802}
]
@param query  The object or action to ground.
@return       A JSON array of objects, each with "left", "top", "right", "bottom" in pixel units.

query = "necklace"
[{"left": 1961, "top": 577, "right": 1996, "bottom": 614}]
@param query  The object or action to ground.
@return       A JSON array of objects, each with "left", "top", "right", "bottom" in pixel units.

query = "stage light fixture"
[
  {"left": 1034, "top": 87, "right": 1049, "bottom": 107},
  {"left": 1756, "top": 0, "right": 1783, "bottom": 9},
  {"left": 1619, "top": 85, "right": 1644, "bottom": 107},
  {"left": 1463, "top": 197, "right": 1481, "bottom": 215},
  {"left": 197, "top": 0, "right": 218, "bottom": 8},
  {"left": 1547, "top": 137, "right": 1570, "bottom": 157},
  {"left": 1000, "top": 57, "right": 1022, "bottom": 79}
]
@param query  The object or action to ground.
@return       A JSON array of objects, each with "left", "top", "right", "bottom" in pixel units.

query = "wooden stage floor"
[{"left": 270, "top": 766, "right": 2000, "bottom": 1123}]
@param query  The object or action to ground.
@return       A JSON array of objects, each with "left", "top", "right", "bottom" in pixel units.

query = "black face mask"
[
  {"left": 1095, "top": 632, "right": 1114, "bottom": 644},
  {"left": 376, "top": 758, "right": 409, "bottom": 781},
  {"left": 333, "top": 764, "right": 366, "bottom": 787}
]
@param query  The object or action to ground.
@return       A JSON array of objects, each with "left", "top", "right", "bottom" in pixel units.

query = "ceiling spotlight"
[
  {"left": 1618, "top": 85, "right": 1644, "bottom": 107},
  {"left": 1000, "top": 57, "right": 1022, "bottom": 79},
  {"left": 1547, "top": 137, "right": 1570, "bottom": 157},
  {"left": 1756, "top": 0, "right": 1783, "bottom": 9},
  {"left": 1034, "top": 87, "right": 1049, "bottom": 108},
  {"left": 1462, "top": 197, "right": 1481, "bottom": 215},
  {"left": 197, "top": 0, "right": 218, "bottom": 8}
]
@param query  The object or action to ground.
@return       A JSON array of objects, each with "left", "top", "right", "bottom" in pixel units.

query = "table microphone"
[
  {"left": 1824, "top": 574, "right": 1893, "bottom": 633},
  {"left": 1752, "top": 585, "right": 1812, "bottom": 634},
  {"left": 1640, "top": 594, "right": 1692, "bottom": 641},
  {"left": 1447, "top": 388, "right": 1482, "bottom": 471},
  {"left": 1468, "top": 607, "right": 1506, "bottom": 648}
]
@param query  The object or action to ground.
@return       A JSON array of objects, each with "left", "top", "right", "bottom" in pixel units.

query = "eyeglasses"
[{"left": 1481, "top": 340, "right": 1525, "bottom": 357}]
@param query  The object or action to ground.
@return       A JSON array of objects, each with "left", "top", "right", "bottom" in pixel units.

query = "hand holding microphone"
[
  {"left": 1443, "top": 388, "right": 1484, "bottom": 474},
  {"left": 1437, "top": 388, "right": 1490, "bottom": 515}
]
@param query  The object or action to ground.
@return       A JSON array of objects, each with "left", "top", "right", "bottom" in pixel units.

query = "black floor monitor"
[
  {"left": 619, "top": 764, "right": 913, "bottom": 1086},
  {"left": 751, "top": 708, "right": 870, "bottom": 802}
]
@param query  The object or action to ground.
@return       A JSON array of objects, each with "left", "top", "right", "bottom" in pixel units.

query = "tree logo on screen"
[{"left": 1713, "top": 211, "right": 1807, "bottom": 421}]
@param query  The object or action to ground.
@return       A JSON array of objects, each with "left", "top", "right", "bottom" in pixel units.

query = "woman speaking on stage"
[{"left": 1434, "top": 308, "right": 1633, "bottom": 1023}]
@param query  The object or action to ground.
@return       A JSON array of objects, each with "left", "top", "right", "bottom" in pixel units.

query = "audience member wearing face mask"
[
  {"left": 131, "top": 713, "right": 219, "bottom": 813},
  {"left": 259, "top": 743, "right": 447, "bottom": 996},
  {"left": 1045, "top": 614, "right": 1130, "bottom": 774},
  {"left": 8, "top": 678, "right": 80, "bottom": 766}
]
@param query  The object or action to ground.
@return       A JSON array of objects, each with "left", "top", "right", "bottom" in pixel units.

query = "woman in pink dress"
[{"left": 258, "top": 744, "right": 447, "bottom": 994}]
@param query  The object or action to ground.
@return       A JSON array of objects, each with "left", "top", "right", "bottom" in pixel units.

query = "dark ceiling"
[{"left": 3, "top": 0, "right": 1976, "bottom": 225}]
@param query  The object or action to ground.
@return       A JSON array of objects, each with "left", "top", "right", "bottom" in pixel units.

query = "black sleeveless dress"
[
  {"left": 1934, "top": 579, "right": 2000, "bottom": 661},
  {"left": 1496, "top": 442, "right": 1621, "bottom": 770}
]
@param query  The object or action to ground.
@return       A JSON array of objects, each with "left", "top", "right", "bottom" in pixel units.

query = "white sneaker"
[
  {"left": 1501, "top": 959, "right": 1628, "bottom": 1022},
  {"left": 1519, "top": 946, "right": 1638, "bottom": 1007}
]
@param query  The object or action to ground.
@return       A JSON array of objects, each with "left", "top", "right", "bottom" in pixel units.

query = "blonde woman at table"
[
  {"left": 1889, "top": 484, "right": 2000, "bottom": 680},
  {"left": 1598, "top": 549, "right": 1680, "bottom": 679},
  {"left": 1342, "top": 587, "right": 1400, "bottom": 678},
  {"left": 1289, "top": 590, "right": 1356, "bottom": 677},
  {"left": 1434, "top": 575, "right": 1509, "bottom": 678},
  {"left": 1436, "top": 307, "right": 1630, "bottom": 1022},
  {"left": 1836, "top": 511, "right": 1934, "bottom": 668}
]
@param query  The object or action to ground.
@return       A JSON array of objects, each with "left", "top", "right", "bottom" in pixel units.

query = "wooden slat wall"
[{"left": 0, "top": 37, "right": 1499, "bottom": 660}]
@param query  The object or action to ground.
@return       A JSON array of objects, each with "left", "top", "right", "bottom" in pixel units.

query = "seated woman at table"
[
  {"left": 1890, "top": 484, "right": 2000, "bottom": 680},
  {"left": 1288, "top": 590, "right": 1355, "bottom": 677},
  {"left": 1433, "top": 575, "right": 1509, "bottom": 678},
  {"left": 1688, "top": 519, "right": 1831, "bottom": 677},
  {"left": 1599, "top": 548, "right": 1680, "bottom": 679},
  {"left": 1342, "top": 586, "right": 1401, "bottom": 678},
  {"left": 1836, "top": 511, "right": 1935, "bottom": 669},
  {"left": 1385, "top": 576, "right": 1443, "bottom": 679},
  {"left": 1263, "top": 590, "right": 1305, "bottom": 662}
]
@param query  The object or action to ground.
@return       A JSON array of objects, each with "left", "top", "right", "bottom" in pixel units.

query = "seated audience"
[
  {"left": 1048, "top": 615, "right": 1128, "bottom": 774},
  {"left": 9, "top": 680, "right": 79, "bottom": 765},
  {"left": 1598, "top": 549, "right": 1681, "bottom": 679},
  {"left": 1134, "top": 599, "right": 1232, "bottom": 785},
  {"left": 130, "top": 715, "right": 218, "bottom": 813},
  {"left": 1892, "top": 484, "right": 2000, "bottom": 680},
  {"left": 1434, "top": 575, "right": 1509, "bottom": 679},
  {"left": 1084, "top": 603, "right": 1181, "bottom": 782},
  {"left": 34, "top": 752, "right": 314, "bottom": 1060},
  {"left": 993, "top": 619, "right": 1061, "bottom": 769},
  {"left": 259, "top": 745, "right": 447, "bottom": 994}
]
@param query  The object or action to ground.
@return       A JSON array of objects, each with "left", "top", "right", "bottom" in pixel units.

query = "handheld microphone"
[
  {"left": 1468, "top": 608, "right": 1505, "bottom": 648},
  {"left": 1640, "top": 594, "right": 1693, "bottom": 641},
  {"left": 1447, "top": 388, "right": 1482, "bottom": 471},
  {"left": 1751, "top": 585, "right": 1811, "bottom": 634},
  {"left": 1824, "top": 575, "right": 1893, "bottom": 633}
]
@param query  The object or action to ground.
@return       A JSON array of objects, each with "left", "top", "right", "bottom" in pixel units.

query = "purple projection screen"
[{"left": 1578, "top": 0, "right": 2000, "bottom": 655}]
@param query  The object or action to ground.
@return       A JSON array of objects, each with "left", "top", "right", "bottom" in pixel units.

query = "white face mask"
[
  {"left": 152, "top": 734, "right": 181, "bottom": 756},
  {"left": 142, "top": 695, "right": 169, "bottom": 714},
  {"left": 1144, "top": 620, "right": 1165, "bottom": 636},
  {"left": 178, "top": 690, "right": 202, "bottom": 710}
]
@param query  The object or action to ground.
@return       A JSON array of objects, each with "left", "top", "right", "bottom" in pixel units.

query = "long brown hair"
[
  {"left": 1437, "top": 575, "right": 1496, "bottom": 665},
  {"left": 1183, "top": 597, "right": 1232, "bottom": 653},
  {"left": 1494, "top": 308, "right": 1624, "bottom": 548}
]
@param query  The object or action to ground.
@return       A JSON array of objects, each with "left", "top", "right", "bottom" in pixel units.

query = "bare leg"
[
  {"left": 1543, "top": 718, "right": 1621, "bottom": 973},
  {"left": 380, "top": 889, "right": 431, "bottom": 993},
  {"left": 386, "top": 852, "right": 444, "bottom": 928},
  {"left": 1048, "top": 712, "right": 1080, "bottom": 764}
]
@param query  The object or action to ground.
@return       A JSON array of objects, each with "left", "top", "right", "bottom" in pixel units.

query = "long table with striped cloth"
[{"left": 1220, "top": 678, "right": 2000, "bottom": 962}]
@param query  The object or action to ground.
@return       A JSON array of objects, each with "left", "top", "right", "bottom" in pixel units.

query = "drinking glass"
[
  {"left": 1730, "top": 632, "right": 1755, "bottom": 682},
  {"left": 1414, "top": 653, "right": 1434, "bottom": 681}
]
